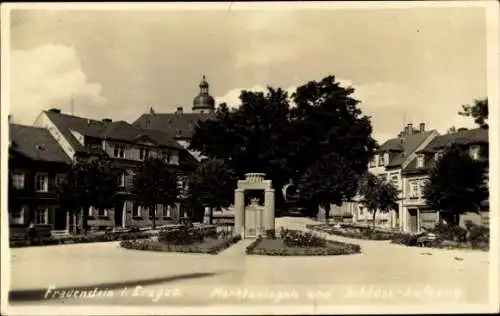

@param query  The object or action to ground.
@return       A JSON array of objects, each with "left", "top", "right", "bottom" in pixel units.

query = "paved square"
[{"left": 9, "top": 218, "right": 490, "bottom": 306}]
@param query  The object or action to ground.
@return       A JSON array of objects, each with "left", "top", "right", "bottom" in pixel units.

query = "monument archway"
[{"left": 234, "top": 173, "right": 275, "bottom": 239}]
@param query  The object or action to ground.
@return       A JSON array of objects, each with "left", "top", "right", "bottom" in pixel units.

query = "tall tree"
[
  {"left": 459, "top": 98, "right": 488, "bottom": 129},
  {"left": 297, "top": 153, "right": 360, "bottom": 224},
  {"left": 423, "top": 144, "right": 488, "bottom": 226},
  {"left": 57, "top": 155, "right": 120, "bottom": 233},
  {"left": 189, "top": 76, "right": 377, "bottom": 212},
  {"left": 186, "top": 158, "right": 237, "bottom": 224},
  {"left": 131, "top": 157, "right": 179, "bottom": 229},
  {"left": 189, "top": 88, "right": 293, "bottom": 209},
  {"left": 289, "top": 76, "right": 378, "bottom": 180},
  {"left": 359, "top": 172, "right": 399, "bottom": 228}
]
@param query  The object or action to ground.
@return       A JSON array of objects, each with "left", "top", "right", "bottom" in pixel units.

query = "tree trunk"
[
  {"left": 82, "top": 207, "right": 89, "bottom": 234},
  {"left": 209, "top": 207, "right": 213, "bottom": 225},
  {"left": 151, "top": 205, "right": 156, "bottom": 229},
  {"left": 325, "top": 204, "right": 330, "bottom": 225},
  {"left": 372, "top": 210, "right": 377, "bottom": 229}
]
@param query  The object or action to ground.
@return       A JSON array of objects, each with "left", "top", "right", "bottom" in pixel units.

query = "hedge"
[
  {"left": 307, "top": 224, "right": 396, "bottom": 240},
  {"left": 9, "top": 231, "right": 156, "bottom": 248}
]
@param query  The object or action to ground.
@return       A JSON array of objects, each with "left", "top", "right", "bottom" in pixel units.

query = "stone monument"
[{"left": 234, "top": 173, "right": 275, "bottom": 239}]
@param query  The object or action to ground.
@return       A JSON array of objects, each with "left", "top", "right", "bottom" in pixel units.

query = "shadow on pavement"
[{"left": 9, "top": 272, "right": 220, "bottom": 302}]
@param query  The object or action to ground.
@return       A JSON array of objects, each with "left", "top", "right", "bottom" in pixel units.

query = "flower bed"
[
  {"left": 9, "top": 231, "right": 156, "bottom": 248},
  {"left": 246, "top": 229, "right": 361, "bottom": 256},
  {"left": 120, "top": 235, "right": 241, "bottom": 254},
  {"left": 307, "top": 224, "right": 396, "bottom": 240}
]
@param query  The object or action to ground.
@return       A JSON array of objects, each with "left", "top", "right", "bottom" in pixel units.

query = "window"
[
  {"left": 384, "top": 153, "right": 389, "bottom": 165},
  {"left": 11, "top": 172, "right": 25, "bottom": 189},
  {"left": 113, "top": 144, "right": 126, "bottom": 158},
  {"left": 162, "top": 205, "right": 171, "bottom": 218},
  {"left": 35, "top": 174, "right": 49, "bottom": 192},
  {"left": 359, "top": 206, "right": 364, "bottom": 216},
  {"left": 11, "top": 205, "right": 25, "bottom": 224},
  {"left": 98, "top": 208, "right": 108, "bottom": 216},
  {"left": 378, "top": 173, "right": 387, "bottom": 182},
  {"left": 133, "top": 205, "right": 141, "bottom": 217},
  {"left": 35, "top": 207, "right": 48, "bottom": 224},
  {"left": 139, "top": 148, "right": 150, "bottom": 160},
  {"left": 410, "top": 182, "right": 419, "bottom": 199},
  {"left": 434, "top": 151, "right": 443, "bottom": 161},
  {"left": 391, "top": 175, "right": 399, "bottom": 187},
  {"left": 119, "top": 172, "right": 126, "bottom": 187},
  {"left": 416, "top": 154, "right": 424, "bottom": 168},
  {"left": 160, "top": 150, "right": 171, "bottom": 163},
  {"left": 419, "top": 181, "right": 426, "bottom": 198},
  {"left": 378, "top": 154, "right": 385, "bottom": 166},
  {"left": 470, "top": 145, "right": 480, "bottom": 160},
  {"left": 55, "top": 174, "right": 64, "bottom": 188}
]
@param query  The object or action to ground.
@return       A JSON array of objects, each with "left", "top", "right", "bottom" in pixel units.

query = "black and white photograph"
[{"left": 1, "top": 1, "right": 499, "bottom": 315}]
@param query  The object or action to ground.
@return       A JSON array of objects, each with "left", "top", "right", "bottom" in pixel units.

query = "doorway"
[
  {"left": 408, "top": 209, "right": 418, "bottom": 233},
  {"left": 114, "top": 201, "right": 124, "bottom": 227}
]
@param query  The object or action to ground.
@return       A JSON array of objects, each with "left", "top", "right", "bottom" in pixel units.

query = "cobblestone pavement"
[{"left": 7, "top": 217, "right": 492, "bottom": 312}]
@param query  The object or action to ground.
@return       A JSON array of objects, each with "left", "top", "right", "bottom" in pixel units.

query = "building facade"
[
  {"left": 401, "top": 127, "right": 489, "bottom": 232},
  {"left": 32, "top": 109, "right": 190, "bottom": 231},
  {"left": 8, "top": 124, "right": 72, "bottom": 235}
]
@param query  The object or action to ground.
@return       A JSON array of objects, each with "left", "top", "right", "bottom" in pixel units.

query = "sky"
[{"left": 7, "top": 4, "right": 489, "bottom": 143}]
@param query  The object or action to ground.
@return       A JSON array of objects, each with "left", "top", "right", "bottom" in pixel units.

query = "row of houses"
[
  {"left": 8, "top": 77, "right": 217, "bottom": 234},
  {"left": 322, "top": 123, "right": 489, "bottom": 232}
]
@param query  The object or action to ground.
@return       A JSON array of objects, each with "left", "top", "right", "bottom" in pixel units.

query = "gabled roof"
[
  {"left": 379, "top": 131, "right": 435, "bottom": 168},
  {"left": 133, "top": 112, "right": 216, "bottom": 139},
  {"left": 419, "top": 128, "right": 488, "bottom": 153},
  {"left": 44, "top": 111, "right": 182, "bottom": 152},
  {"left": 9, "top": 124, "right": 71, "bottom": 164},
  {"left": 403, "top": 127, "right": 489, "bottom": 175}
]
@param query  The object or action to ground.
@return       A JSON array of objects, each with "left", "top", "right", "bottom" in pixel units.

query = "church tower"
[{"left": 192, "top": 75, "right": 215, "bottom": 114}]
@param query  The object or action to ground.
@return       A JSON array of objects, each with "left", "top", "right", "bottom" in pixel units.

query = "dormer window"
[
  {"left": 378, "top": 153, "right": 386, "bottom": 166},
  {"left": 416, "top": 154, "right": 425, "bottom": 168},
  {"left": 113, "top": 144, "right": 126, "bottom": 158},
  {"left": 434, "top": 151, "right": 443, "bottom": 161},
  {"left": 139, "top": 148, "right": 150, "bottom": 160}
]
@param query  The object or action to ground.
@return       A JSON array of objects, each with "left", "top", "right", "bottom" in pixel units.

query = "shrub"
[
  {"left": 391, "top": 233, "right": 420, "bottom": 246},
  {"left": 283, "top": 230, "right": 326, "bottom": 248},
  {"left": 464, "top": 220, "right": 489, "bottom": 247},
  {"left": 429, "top": 223, "right": 467, "bottom": 242},
  {"left": 265, "top": 229, "right": 276, "bottom": 239},
  {"left": 9, "top": 231, "right": 154, "bottom": 248}
]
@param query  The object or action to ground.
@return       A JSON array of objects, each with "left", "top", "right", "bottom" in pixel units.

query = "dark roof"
[
  {"left": 419, "top": 128, "right": 488, "bottom": 153},
  {"left": 380, "top": 131, "right": 435, "bottom": 168},
  {"left": 402, "top": 154, "right": 435, "bottom": 175},
  {"left": 44, "top": 111, "right": 182, "bottom": 153},
  {"left": 378, "top": 138, "right": 404, "bottom": 152},
  {"left": 132, "top": 112, "right": 216, "bottom": 139},
  {"left": 9, "top": 124, "right": 71, "bottom": 164}
]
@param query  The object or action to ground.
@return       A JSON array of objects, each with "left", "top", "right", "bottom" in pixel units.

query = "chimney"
[
  {"left": 49, "top": 108, "right": 61, "bottom": 114},
  {"left": 102, "top": 118, "right": 112, "bottom": 123},
  {"left": 403, "top": 126, "right": 409, "bottom": 137},
  {"left": 457, "top": 127, "right": 468, "bottom": 132},
  {"left": 419, "top": 123, "right": 425, "bottom": 132},
  {"left": 175, "top": 107, "right": 183, "bottom": 114},
  {"left": 407, "top": 123, "right": 413, "bottom": 136}
]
